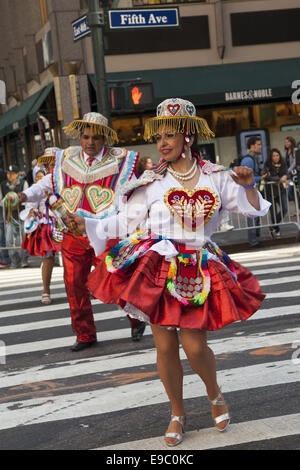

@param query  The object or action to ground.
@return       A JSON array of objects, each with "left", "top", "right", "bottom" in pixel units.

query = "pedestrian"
[
  {"left": 18, "top": 112, "right": 145, "bottom": 351},
  {"left": 20, "top": 148, "right": 63, "bottom": 304},
  {"left": 68, "top": 98, "right": 270, "bottom": 446},
  {"left": 240, "top": 137, "right": 269, "bottom": 247},
  {"left": 0, "top": 168, "right": 10, "bottom": 267},
  {"left": 136, "top": 156, "right": 153, "bottom": 177},
  {"left": 0, "top": 165, "right": 29, "bottom": 268},
  {"left": 284, "top": 136, "right": 300, "bottom": 209},
  {"left": 263, "top": 148, "right": 288, "bottom": 238}
]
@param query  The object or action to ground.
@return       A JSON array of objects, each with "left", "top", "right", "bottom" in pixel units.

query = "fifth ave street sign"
[{"left": 108, "top": 8, "right": 180, "bottom": 29}]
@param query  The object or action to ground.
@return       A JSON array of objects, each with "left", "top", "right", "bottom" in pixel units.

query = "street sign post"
[{"left": 72, "top": 7, "right": 181, "bottom": 115}]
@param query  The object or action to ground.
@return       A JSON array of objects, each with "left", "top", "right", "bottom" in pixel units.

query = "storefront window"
[
  {"left": 110, "top": 101, "right": 300, "bottom": 146},
  {"left": 111, "top": 113, "right": 154, "bottom": 145}
]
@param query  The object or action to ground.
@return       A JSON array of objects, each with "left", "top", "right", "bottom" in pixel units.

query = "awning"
[
  {"left": 89, "top": 57, "right": 300, "bottom": 109},
  {"left": 0, "top": 83, "right": 53, "bottom": 138}
]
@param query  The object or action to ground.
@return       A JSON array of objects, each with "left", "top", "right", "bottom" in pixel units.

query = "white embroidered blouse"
[{"left": 85, "top": 167, "right": 271, "bottom": 258}]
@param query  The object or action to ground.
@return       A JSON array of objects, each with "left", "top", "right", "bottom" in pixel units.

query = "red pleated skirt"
[
  {"left": 87, "top": 247, "right": 265, "bottom": 331},
  {"left": 22, "top": 224, "right": 62, "bottom": 257}
]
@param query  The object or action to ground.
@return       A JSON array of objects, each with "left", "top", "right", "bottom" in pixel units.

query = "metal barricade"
[
  {"left": 0, "top": 205, "right": 26, "bottom": 259},
  {"left": 217, "top": 181, "right": 300, "bottom": 234},
  {"left": 0, "top": 205, "right": 64, "bottom": 267}
]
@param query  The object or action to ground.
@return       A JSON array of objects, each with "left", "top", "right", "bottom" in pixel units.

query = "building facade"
[{"left": 0, "top": 0, "right": 300, "bottom": 170}]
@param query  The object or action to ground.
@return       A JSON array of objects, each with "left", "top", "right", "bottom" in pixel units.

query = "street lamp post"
[{"left": 87, "top": 0, "right": 110, "bottom": 122}]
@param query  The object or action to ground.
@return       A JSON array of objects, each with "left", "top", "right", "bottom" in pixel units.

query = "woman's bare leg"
[
  {"left": 180, "top": 329, "right": 229, "bottom": 430},
  {"left": 41, "top": 256, "right": 54, "bottom": 295},
  {"left": 151, "top": 324, "right": 185, "bottom": 444}
]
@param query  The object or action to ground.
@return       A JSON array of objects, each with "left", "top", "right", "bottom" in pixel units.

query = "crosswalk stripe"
[
  {"left": 96, "top": 413, "right": 300, "bottom": 450},
  {"left": 1, "top": 326, "right": 298, "bottom": 376},
  {"left": 0, "top": 275, "right": 299, "bottom": 321},
  {"left": 230, "top": 246, "right": 300, "bottom": 261},
  {"left": 0, "top": 291, "right": 67, "bottom": 306},
  {"left": 240, "top": 257, "right": 300, "bottom": 268},
  {"left": 0, "top": 279, "right": 65, "bottom": 298},
  {"left": 259, "top": 275, "right": 300, "bottom": 285},
  {"left": 1, "top": 247, "right": 299, "bottom": 449},
  {"left": 0, "top": 309, "right": 124, "bottom": 334},
  {"left": 0, "top": 302, "right": 299, "bottom": 336},
  {"left": 0, "top": 271, "right": 299, "bottom": 305},
  {"left": 0, "top": 359, "right": 296, "bottom": 431},
  {"left": 251, "top": 265, "right": 300, "bottom": 275},
  {"left": 0, "top": 298, "right": 105, "bottom": 320}
]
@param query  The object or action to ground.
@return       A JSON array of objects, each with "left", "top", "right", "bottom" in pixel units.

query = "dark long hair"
[
  {"left": 265, "top": 148, "right": 285, "bottom": 168},
  {"left": 285, "top": 136, "right": 296, "bottom": 151}
]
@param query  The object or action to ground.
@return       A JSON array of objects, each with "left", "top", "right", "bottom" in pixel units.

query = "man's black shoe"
[
  {"left": 131, "top": 322, "right": 146, "bottom": 342},
  {"left": 71, "top": 340, "right": 97, "bottom": 352}
]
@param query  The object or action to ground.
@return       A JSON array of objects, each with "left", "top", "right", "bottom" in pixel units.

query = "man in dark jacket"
[{"left": 241, "top": 137, "right": 269, "bottom": 247}]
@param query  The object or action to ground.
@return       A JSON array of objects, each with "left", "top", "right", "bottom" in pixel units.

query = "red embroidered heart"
[
  {"left": 167, "top": 104, "right": 180, "bottom": 116},
  {"left": 164, "top": 187, "right": 219, "bottom": 231}
]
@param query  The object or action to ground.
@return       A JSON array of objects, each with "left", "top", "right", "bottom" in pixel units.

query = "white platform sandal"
[
  {"left": 209, "top": 389, "right": 230, "bottom": 432},
  {"left": 41, "top": 293, "right": 52, "bottom": 305},
  {"left": 164, "top": 415, "right": 186, "bottom": 447}
]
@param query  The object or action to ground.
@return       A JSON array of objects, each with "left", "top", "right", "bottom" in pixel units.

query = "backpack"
[{"left": 229, "top": 156, "right": 243, "bottom": 168}]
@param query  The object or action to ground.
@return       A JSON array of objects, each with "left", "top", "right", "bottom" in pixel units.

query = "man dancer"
[{"left": 19, "top": 113, "right": 145, "bottom": 351}]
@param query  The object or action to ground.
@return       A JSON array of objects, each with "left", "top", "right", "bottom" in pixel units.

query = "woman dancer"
[
  {"left": 68, "top": 98, "right": 270, "bottom": 446},
  {"left": 21, "top": 148, "right": 62, "bottom": 304}
]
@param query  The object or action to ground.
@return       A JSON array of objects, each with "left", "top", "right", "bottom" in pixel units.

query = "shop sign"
[
  {"left": 108, "top": 8, "right": 180, "bottom": 29},
  {"left": 225, "top": 88, "right": 273, "bottom": 102},
  {"left": 291, "top": 80, "right": 300, "bottom": 104}
]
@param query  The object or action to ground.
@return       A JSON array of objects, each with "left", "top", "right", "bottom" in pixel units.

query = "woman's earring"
[{"left": 184, "top": 136, "right": 191, "bottom": 159}]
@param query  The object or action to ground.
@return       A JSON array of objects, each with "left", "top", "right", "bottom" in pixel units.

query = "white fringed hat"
[
  {"left": 37, "top": 147, "right": 61, "bottom": 166},
  {"left": 144, "top": 98, "right": 214, "bottom": 141},
  {"left": 63, "top": 112, "right": 118, "bottom": 146}
]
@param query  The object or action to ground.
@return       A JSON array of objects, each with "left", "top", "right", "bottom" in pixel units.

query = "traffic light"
[
  {"left": 110, "top": 86, "right": 125, "bottom": 110},
  {"left": 128, "top": 83, "right": 154, "bottom": 109}
]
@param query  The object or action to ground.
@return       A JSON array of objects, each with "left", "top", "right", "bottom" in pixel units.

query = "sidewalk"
[{"left": 214, "top": 221, "right": 300, "bottom": 254}]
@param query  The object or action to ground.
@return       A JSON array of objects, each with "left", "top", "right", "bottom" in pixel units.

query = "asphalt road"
[{"left": 0, "top": 244, "right": 299, "bottom": 452}]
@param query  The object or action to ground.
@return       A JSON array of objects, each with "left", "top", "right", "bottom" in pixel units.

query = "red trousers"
[
  {"left": 62, "top": 233, "right": 97, "bottom": 342},
  {"left": 62, "top": 232, "right": 142, "bottom": 342}
]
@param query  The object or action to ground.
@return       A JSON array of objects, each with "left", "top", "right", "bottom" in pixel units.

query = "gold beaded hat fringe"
[
  {"left": 64, "top": 112, "right": 119, "bottom": 146},
  {"left": 144, "top": 98, "right": 214, "bottom": 141},
  {"left": 37, "top": 147, "right": 61, "bottom": 166}
]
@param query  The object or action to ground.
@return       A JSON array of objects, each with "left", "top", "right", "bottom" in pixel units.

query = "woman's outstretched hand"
[
  {"left": 63, "top": 213, "right": 86, "bottom": 235},
  {"left": 230, "top": 166, "right": 255, "bottom": 187}
]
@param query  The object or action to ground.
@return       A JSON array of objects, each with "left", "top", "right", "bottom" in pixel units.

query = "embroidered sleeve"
[
  {"left": 219, "top": 172, "right": 271, "bottom": 217},
  {"left": 85, "top": 185, "right": 150, "bottom": 255},
  {"left": 23, "top": 174, "right": 52, "bottom": 203}
]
